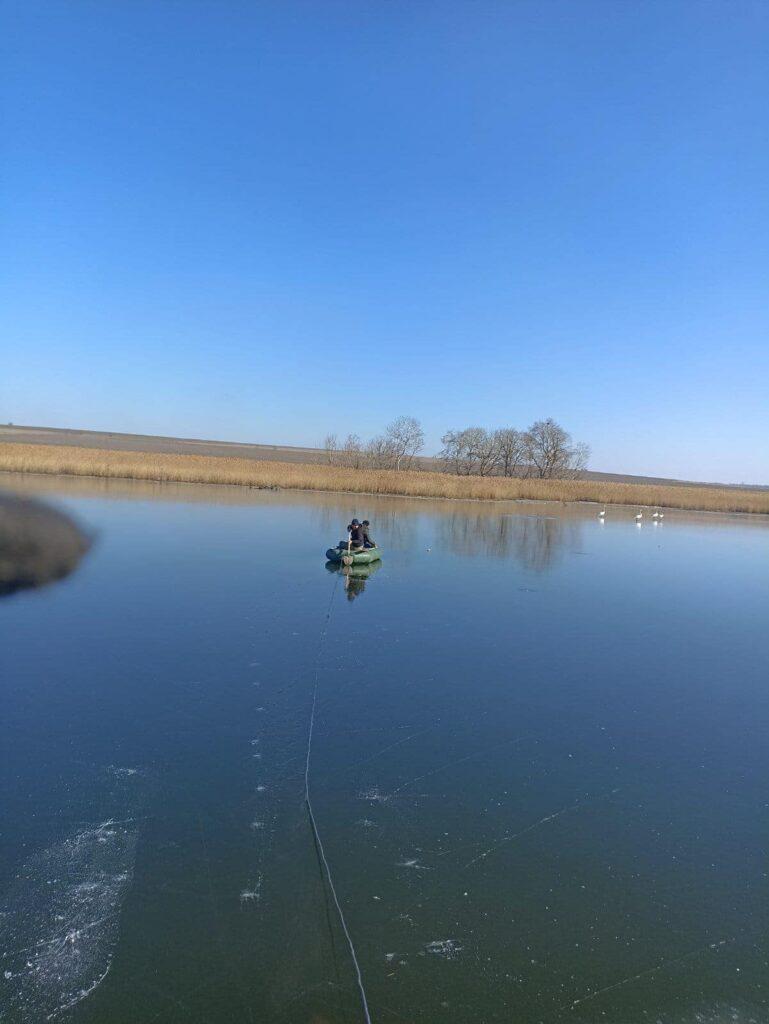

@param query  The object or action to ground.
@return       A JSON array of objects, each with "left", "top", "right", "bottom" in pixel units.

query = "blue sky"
[{"left": 2, "top": 1, "right": 767, "bottom": 482}]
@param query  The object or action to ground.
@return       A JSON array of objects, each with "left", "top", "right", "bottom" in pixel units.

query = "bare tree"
[
  {"left": 341, "top": 433, "right": 364, "bottom": 470},
  {"left": 523, "top": 418, "right": 590, "bottom": 478},
  {"left": 322, "top": 433, "right": 339, "bottom": 466},
  {"left": 465, "top": 427, "right": 499, "bottom": 476},
  {"left": 440, "top": 427, "right": 499, "bottom": 476},
  {"left": 384, "top": 416, "right": 425, "bottom": 471},
  {"left": 440, "top": 429, "right": 474, "bottom": 475},
  {"left": 364, "top": 435, "right": 396, "bottom": 470},
  {"left": 494, "top": 428, "right": 527, "bottom": 477},
  {"left": 523, "top": 419, "right": 568, "bottom": 478},
  {"left": 567, "top": 441, "right": 590, "bottom": 479}
]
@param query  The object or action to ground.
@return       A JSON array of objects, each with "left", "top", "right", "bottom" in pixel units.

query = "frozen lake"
[{"left": 2, "top": 475, "right": 769, "bottom": 1023}]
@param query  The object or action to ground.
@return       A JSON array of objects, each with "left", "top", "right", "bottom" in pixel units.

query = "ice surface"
[{"left": 0, "top": 819, "right": 138, "bottom": 1021}]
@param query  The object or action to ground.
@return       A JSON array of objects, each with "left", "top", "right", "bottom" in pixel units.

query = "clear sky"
[{"left": 2, "top": 1, "right": 767, "bottom": 482}]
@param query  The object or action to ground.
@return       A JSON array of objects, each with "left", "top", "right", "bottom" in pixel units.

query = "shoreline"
[
  {"left": 3, "top": 423, "right": 755, "bottom": 490},
  {"left": 6, "top": 467, "right": 769, "bottom": 526},
  {"left": 2, "top": 442, "right": 768, "bottom": 517}
]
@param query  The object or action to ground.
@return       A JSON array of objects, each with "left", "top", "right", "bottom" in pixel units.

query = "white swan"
[
  {"left": 598, "top": 507, "right": 606, "bottom": 519},
  {"left": 652, "top": 510, "right": 659, "bottom": 519},
  {"left": 635, "top": 510, "right": 643, "bottom": 522}
]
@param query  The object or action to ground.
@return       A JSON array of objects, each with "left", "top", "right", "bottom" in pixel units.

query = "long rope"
[{"left": 303, "top": 573, "right": 374, "bottom": 1024}]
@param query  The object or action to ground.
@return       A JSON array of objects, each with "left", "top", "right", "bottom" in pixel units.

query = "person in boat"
[
  {"left": 361, "top": 520, "right": 376, "bottom": 548},
  {"left": 346, "top": 518, "right": 365, "bottom": 549}
]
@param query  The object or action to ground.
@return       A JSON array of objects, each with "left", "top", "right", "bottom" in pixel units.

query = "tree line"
[{"left": 323, "top": 416, "right": 589, "bottom": 479}]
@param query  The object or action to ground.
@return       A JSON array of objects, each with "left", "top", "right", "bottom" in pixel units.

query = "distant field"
[
  {"left": 2, "top": 442, "right": 768, "bottom": 515},
  {"left": 1, "top": 424, "right": 758, "bottom": 489}
]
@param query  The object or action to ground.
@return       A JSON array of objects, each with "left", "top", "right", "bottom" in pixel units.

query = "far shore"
[{"left": 2, "top": 442, "right": 768, "bottom": 516}]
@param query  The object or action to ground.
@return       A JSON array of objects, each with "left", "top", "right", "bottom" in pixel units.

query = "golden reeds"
[{"left": 1, "top": 442, "right": 767, "bottom": 515}]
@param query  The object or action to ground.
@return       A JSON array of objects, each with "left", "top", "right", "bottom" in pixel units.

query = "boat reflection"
[{"left": 324, "top": 559, "right": 382, "bottom": 601}]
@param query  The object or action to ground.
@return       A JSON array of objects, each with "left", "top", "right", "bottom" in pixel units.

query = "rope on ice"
[{"left": 303, "top": 574, "right": 373, "bottom": 1024}]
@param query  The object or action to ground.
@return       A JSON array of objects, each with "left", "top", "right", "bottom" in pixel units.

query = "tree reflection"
[
  {"left": 317, "top": 501, "right": 583, "bottom": 574},
  {"left": 436, "top": 512, "right": 582, "bottom": 572}
]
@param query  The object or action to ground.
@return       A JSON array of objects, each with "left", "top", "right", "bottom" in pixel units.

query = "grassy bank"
[{"left": 1, "top": 442, "right": 768, "bottom": 514}]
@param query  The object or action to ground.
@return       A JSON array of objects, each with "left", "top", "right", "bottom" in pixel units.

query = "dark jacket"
[{"left": 348, "top": 523, "right": 364, "bottom": 545}]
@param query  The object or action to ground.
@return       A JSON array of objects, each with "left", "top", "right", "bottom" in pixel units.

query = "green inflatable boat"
[{"left": 325, "top": 543, "right": 382, "bottom": 566}]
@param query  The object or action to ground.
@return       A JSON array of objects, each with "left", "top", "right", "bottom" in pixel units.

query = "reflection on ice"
[
  {"left": 438, "top": 511, "right": 582, "bottom": 570},
  {"left": 324, "top": 559, "right": 381, "bottom": 601}
]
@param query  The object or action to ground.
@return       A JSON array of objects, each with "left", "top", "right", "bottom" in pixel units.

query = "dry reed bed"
[{"left": 1, "top": 442, "right": 768, "bottom": 514}]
